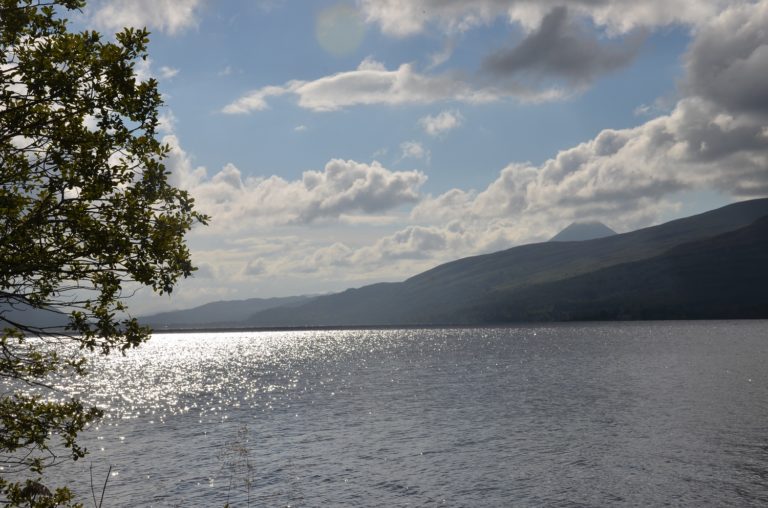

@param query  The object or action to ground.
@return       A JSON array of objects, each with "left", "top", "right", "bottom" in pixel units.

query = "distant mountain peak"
[{"left": 549, "top": 221, "right": 617, "bottom": 242}]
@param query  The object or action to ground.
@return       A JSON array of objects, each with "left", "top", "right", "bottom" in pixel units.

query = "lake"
[{"left": 37, "top": 321, "right": 768, "bottom": 506}]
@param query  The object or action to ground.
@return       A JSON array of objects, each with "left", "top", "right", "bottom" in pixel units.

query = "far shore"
[{"left": 146, "top": 318, "right": 768, "bottom": 334}]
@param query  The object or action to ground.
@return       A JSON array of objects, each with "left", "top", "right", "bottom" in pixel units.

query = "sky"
[{"left": 72, "top": 0, "right": 768, "bottom": 314}]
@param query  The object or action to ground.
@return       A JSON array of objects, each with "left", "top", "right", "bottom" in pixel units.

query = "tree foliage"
[{"left": 0, "top": 0, "right": 207, "bottom": 504}]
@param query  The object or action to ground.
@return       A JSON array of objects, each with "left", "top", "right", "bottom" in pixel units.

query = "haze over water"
[{"left": 42, "top": 321, "right": 768, "bottom": 506}]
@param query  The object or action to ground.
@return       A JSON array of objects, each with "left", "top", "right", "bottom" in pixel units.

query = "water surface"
[{"left": 35, "top": 321, "right": 768, "bottom": 506}]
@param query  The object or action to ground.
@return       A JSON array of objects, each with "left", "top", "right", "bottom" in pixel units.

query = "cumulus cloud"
[
  {"left": 89, "top": 0, "right": 204, "bottom": 35},
  {"left": 164, "top": 137, "right": 427, "bottom": 227},
  {"left": 419, "top": 110, "right": 463, "bottom": 136},
  {"left": 683, "top": 1, "right": 768, "bottom": 117},
  {"left": 283, "top": 71, "right": 767, "bottom": 275},
  {"left": 483, "top": 6, "right": 644, "bottom": 86},
  {"left": 413, "top": 95, "right": 768, "bottom": 234},
  {"left": 222, "top": 57, "right": 560, "bottom": 114}
]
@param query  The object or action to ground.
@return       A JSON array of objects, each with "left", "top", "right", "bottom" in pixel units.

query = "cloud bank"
[{"left": 164, "top": 137, "right": 427, "bottom": 227}]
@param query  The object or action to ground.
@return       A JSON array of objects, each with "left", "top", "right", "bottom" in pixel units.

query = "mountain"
[
  {"left": 2, "top": 295, "right": 316, "bottom": 333},
  {"left": 462, "top": 215, "right": 768, "bottom": 322},
  {"left": 246, "top": 198, "right": 768, "bottom": 326},
  {"left": 0, "top": 303, "right": 70, "bottom": 330},
  {"left": 549, "top": 221, "right": 616, "bottom": 242},
  {"left": 140, "top": 295, "right": 313, "bottom": 329}
]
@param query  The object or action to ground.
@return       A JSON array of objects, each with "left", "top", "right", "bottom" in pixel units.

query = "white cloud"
[
  {"left": 164, "top": 136, "right": 427, "bottom": 227},
  {"left": 223, "top": 57, "right": 561, "bottom": 114},
  {"left": 133, "top": 58, "right": 153, "bottom": 82},
  {"left": 419, "top": 110, "right": 463, "bottom": 136},
  {"left": 159, "top": 66, "right": 180, "bottom": 79},
  {"left": 128, "top": 58, "right": 181, "bottom": 85},
  {"left": 157, "top": 110, "right": 177, "bottom": 134},
  {"left": 89, "top": 0, "right": 203, "bottom": 35},
  {"left": 294, "top": 124, "right": 308, "bottom": 132},
  {"left": 412, "top": 96, "right": 767, "bottom": 236},
  {"left": 399, "top": 141, "right": 430, "bottom": 162},
  {"left": 221, "top": 85, "right": 288, "bottom": 113}
]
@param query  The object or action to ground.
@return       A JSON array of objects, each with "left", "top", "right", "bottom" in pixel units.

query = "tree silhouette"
[{"left": 0, "top": 1, "right": 207, "bottom": 504}]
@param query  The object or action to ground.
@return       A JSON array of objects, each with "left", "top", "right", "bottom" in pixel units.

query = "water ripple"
[{"left": 8, "top": 322, "right": 768, "bottom": 506}]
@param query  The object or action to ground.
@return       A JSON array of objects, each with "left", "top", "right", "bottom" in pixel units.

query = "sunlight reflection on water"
[
  {"left": 19, "top": 322, "right": 768, "bottom": 506},
  {"left": 69, "top": 330, "right": 378, "bottom": 420}
]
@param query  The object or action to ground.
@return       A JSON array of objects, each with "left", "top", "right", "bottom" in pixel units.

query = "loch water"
[{"left": 37, "top": 321, "right": 768, "bottom": 506}]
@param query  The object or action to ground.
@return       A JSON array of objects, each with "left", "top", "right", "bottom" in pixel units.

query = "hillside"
[
  {"left": 463, "top": 215, "right": 768, "bottom": 322},
  {"left": 140, "top": 295, "right": 313, "bottom": 329},
  {"left": 245, "top": 198, "right": 768, "bottom": 326}
]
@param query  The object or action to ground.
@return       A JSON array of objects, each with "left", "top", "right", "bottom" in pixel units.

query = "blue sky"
[
  {"left": 147, "top": 2, "right": 689, "bottom": 191},
  {"left": 74, "top": 0, "right": 768, "bottom": 313}
]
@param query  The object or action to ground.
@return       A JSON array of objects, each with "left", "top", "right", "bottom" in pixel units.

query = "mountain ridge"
[
  {"left": 243, "top": 197, "right": 768, "bottom": 327},
  {"left": 10, "top": 200, "right": 767, "bottom": 331},
  {"left": 140, "top": 295, "right": 314, "bottom": 329},
  {"left": 461, "top": 215, "right": 768, "bottom": 322}
]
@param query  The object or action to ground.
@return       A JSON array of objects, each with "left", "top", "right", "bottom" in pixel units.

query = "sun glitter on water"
[{"left": 315, "top": 3, "right": 365, "bottom": 57}]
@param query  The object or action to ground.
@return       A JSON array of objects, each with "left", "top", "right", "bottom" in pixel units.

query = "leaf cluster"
[{"left": 0, "top": 1, "right": 208, "bottom": 504}]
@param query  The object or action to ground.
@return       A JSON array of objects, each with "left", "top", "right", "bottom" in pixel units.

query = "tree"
[{"left": 0, "top": 1, "right": 207, "bottom": 504}]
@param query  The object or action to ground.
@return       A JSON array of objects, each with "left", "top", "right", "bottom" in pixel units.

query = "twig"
[
  {"left": 90, "top": 463, "right": 112, "bottom": 508},
  {"left": 99, "top": 464, "right": 112, "bottom": 508},
  {"left": 90, "top": 463, "right": 97, "bottom": 508}
]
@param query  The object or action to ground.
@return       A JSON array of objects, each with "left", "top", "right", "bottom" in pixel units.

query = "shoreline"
[{"left": 146, "top": 317, "right": 768, "bottom": 334}]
